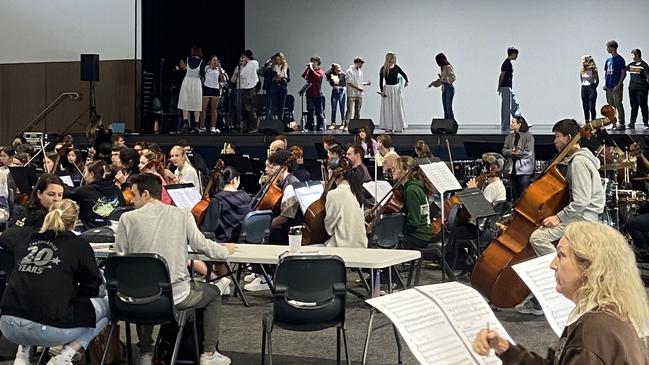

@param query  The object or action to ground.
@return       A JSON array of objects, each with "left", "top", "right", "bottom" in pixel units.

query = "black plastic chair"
[
  {"left": 238, "top": 210, "right": 273, "bottom": 244},
  {"left": 261, "top": 255, "right": 350, "bottom": 365},
  {"left": 254, "top": 94, "right": 272, "bottom": 120},
  {"left": 283, "top": 94, "right": 295, "bottom": 122},
  {"left": 108, "top": 206, "right": 134, "bottom": 222},
  {"left": 369, "top": 213, "right": 405, "bottom": 249},
  {"left": 445, "top": 204, "right": 480, "bottom": 276},
  {"left": 101, "top": 253, "right": 200, "bottom": 365}
]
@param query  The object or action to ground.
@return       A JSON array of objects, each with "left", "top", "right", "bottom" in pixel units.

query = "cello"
[
  {"left": 301, "top": 156, "right": 351, "bottom": 245},
  {"left": 364, "top": 166, "right": 415, "bottom": 235},
  {"left": 252, "top": 155, "right": 297, "bottom": 214},
  {"left": 471, "top": 105, "right": 616, "bottom": 308},
  {"left": 191, "top": 159, "right": 225, "bottom": 225}
]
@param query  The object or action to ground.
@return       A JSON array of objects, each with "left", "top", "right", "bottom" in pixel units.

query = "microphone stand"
[{"left": 159, "top": 58, "right": 165, "bottom": 134}]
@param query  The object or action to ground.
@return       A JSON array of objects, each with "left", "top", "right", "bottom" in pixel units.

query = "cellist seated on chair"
[
  {"left": 519, "top": 119, "right": 605, "bottom": 315},
  {"left": 200, "top": 167, "right": 251, "bottom": 242},
  {"left": 267, "top": 149, "right": 302, "bottom": 244}
]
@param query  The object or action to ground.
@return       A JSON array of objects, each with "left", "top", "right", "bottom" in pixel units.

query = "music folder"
[
  {"left": 298, "top": 82, "right": 312, "bottom": 97},
  {"left": 165, "top": 183, "right": 201, "bottom": 209},
  {"left": 456, "top": 188, "right": 496, "bottom": 219}
]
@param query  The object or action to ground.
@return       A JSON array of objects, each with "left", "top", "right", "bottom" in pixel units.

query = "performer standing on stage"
[
  {"left": 200, "top": 55, "right": 225, "bottom": 134},
  {"left": 344, "top": 57, "right": 371, "bottom": 131},
  {"left": 502, "top": 116, "right": 534, "bottom": 201},
  {"left": 428, "top": 53, "right": 456, "bottom": 120},
  {"left": 379, "top": 52, "right": 408, "bottom": 133},
  {"left": 302, "top": 56, "right": 325, "bottom": 131},
  {"left": 498, "top": 47, "right": 522, "bottom": 132},
  {"left": 604, "top": 40, "right": 627, "bottom": 130},
  {"left": 627, "top": 48, "right": 649, "bottom": 129},
  {"left": 177, "top": 46, "right": 204, "bottom": 133},
  {"left": 230, "top": 50, "right": 259, "bottom": 133},
  {"left": 579, "top": 55, "right": 599, "bottom": 122},
  {"left": 325, "top": 63, "right": 347, "bottom": 130},
  {"left": 268, "top": 52, "right": 291, "bottom": 123}
]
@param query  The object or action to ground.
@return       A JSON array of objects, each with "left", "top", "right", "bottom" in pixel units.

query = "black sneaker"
[
  {"left": 629, "top": 123, "right": 636, "bottom": 129},
  {"left": 614, "top": 125, "right": 626, "bottom": 131}
]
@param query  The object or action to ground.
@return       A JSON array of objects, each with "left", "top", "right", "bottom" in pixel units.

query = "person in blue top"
[{"left": 604, "top": 40, "right": 627, "bottom": 130}]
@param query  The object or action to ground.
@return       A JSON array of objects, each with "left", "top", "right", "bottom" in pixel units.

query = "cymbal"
[{"left": 600, "top": 161, "right": 635, "bottom": 170}]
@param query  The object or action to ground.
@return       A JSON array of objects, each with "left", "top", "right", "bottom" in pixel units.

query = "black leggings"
[
  {"left": 580, "top": 85, "right": 597, "bottom": 121},
  {"left": 511, "top": 172, "right": 532, "bottom": 202},
  {"left": 630, "top": 88, "right": 649, "bottom": 125}
]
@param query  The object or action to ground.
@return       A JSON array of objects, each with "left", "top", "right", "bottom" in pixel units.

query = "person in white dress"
[
  {"left": 178, "top": 46, "right": 204, "bottom": 132},
  {"left": 379, "top": 52, "right": 408, "bottom": 132}
]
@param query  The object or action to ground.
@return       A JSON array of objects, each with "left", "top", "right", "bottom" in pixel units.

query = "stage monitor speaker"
[
  {"left": 80, "top": 54, "right": 99, "bottom": 82},
  {"left": 348, "top": 118, "right": 375, "bottom": 135},
  {"left": 430, "top": 118, "right": 458, "bottom": 134},
  {"left": 258, "top": 119, "right": 284, "bottom": 135}
]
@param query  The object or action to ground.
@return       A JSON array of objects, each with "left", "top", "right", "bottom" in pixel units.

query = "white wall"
[
  {"left": 246, "top": 0, "right": 649, "bottom": 127},
  {"left": 0, "top": 0, "right": 141, "bottom": 63}
]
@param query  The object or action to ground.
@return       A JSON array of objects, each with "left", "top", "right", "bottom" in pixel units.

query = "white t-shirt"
[
  {"left": 483, "top": 179, "right": 506, "bottom": 204},
  {"left": 345, "top": 65, "right": 365, "bottom": 98},
  {"left": 204, "top": 68, "right": 221, "bottom": 89}
]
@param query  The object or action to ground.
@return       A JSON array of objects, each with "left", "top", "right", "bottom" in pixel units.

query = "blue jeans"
[
  {"left": 442, "top": 83, "right": 455, "bottom": 119},
  {"left": 499, "top": 87, "right": 521, "bottom": 131},
  {"left": 270, "top": 83, "right": 288, "bottom": 120},
  {"left": 306, "top": 96, "right": 324, "bottom": 130},
  {"left": 0, "top": 297, "right": 110, "bottom": 349},
  {"left": 331, "top": 88, "right": 346, "bottom": 124}
]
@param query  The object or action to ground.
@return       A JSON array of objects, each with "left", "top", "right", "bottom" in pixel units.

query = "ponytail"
[{"left": 40, "top": 199, "right": 79, "bottom": 233}]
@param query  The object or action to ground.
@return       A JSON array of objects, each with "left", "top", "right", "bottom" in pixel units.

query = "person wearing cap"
[
  {"left": 502, "top": 116, "right": 535, "bottom": 201},
  {"left": 467, "top": 153, "right": 507, "bottom": 204},
  {"left": 344, "top": 57, "right": 372, "bottom": 131},
  {"left": 302, "top": 56, "right": 325, "bottom": 131}
]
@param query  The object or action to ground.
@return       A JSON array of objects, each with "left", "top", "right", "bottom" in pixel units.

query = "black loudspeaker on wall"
[
  {"left": 258, "top": 119, "right": 284, "bottom": 135},
  {"left": 80, "top": 54, "right": 99, "bottom": 82},
  {"left": 348, "top": 118, "right": 375, "bottom": 135},
  {"left": 430, "top": 118, "right": 458, "bottom": 134}
]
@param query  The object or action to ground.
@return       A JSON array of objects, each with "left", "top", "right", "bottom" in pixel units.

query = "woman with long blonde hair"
[
  {"left": 379, "top": 52, "right": 408, "bottom": 133},
  {"left": 580, "top": 55, "right": 599, "bottom": 122},
  {"left": 474, "top": 221, "right": 649, "bottom": 364},
  {"left": 0, "top": 199, "right": 109, "bottom": 364},
  {"left": 269, "top": 52, "right": 291, "bottom": 123}
]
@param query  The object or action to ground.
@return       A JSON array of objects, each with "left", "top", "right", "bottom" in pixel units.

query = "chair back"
[
  {"left": 371, "top": 213, "right": 405, "bottom": 249},
  {"left": 254, "top": 94, "right": 272, "bottom": 118},
  {"left": 272, "top": 255, "right": 347, "bottom": 331},
  {"left": 104, "top": 253, "right": 176, "bottom": 325},
  {"left": 492, "top": 200, "right": 510, "bottom": 216},
  {"left": 238, "top": 210, "right": 272, "bottom": 244},
  {"left": 109, "top": 207, "right": 134, "bottom": 222},
  {"left": 445, "top": 203, "right": 463, "bottom": 243}
]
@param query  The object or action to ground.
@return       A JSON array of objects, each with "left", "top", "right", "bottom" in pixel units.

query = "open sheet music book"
[
  {"left": 293, "top": 182, "right": 325, "bottom": 214},
  {"left": 366, "top": 282, "right": 513, "bottom": 365},
  {"left": 513, "top": 254, "right": 575, "bottom": 337},
  {"left": 363, "top": 180, "right": 393, "bottom": 205},
  {"left": 419, "top": 162, "right": 462, "bottom": 194},
  {"left": 165, "top": 183, "right": 202, "bottom": 209}
]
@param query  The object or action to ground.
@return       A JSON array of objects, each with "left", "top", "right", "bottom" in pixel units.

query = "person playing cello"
[{"left": 518, "top": 119, "right": 605, "bottom": 315}]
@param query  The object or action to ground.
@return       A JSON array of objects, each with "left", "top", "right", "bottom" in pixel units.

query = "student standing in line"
[
  {"left": 627, "top": 48, "right": 649, "bottom": 129},
  {"left": 379, "top": 52, "right": 408, "bottom": 133},
  {"left": 428, "top": 53, "right": 456, "bottom": 120},
  {"left": 579, "top": 55, "right": 599, "bottom": 123},
  {"left": 498, "top": 47, "right": 522, "bottom": 132}
]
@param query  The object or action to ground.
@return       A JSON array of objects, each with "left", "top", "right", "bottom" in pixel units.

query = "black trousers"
[
  {"left": 626, "top": 213, "right": 649, "bottom": 249},
  {"left": 629, "top": 88, "right": 649, "bottom": 126},
  {"left": 581, "top": 85, "right": 597, "bottom": 121},
  {"left": 511, "top": 170, "right": 532, "bottom": 202}
]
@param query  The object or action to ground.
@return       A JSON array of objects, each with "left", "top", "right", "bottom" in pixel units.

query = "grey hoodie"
[{"left": 557, "top": 147, "right": 605, "bottom": 222}]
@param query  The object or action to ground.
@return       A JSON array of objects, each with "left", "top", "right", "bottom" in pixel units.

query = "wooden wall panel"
[{"left": 0, "top": 60, "right": 139, "bottom": 143}]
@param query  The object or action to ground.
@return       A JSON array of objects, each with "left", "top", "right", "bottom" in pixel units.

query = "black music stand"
[
  {"left": 314, "top": 142, "right": 328, "bottom": 160},
  {"left": 463, "top": 141, "right": 504, "bottom": 160},
  {"left": 220, "top": 154, "right": 252, "bottom": 173},
  {"left": 456, "top": 187, "right": 496, "bottom": 254},
  {"left": 534, "top": 144, "right": 557, "bottom": 161},
  {"left": 8, "top": 166, "right": 37, "bottom": 194},
  {"left": 298, "top": 83, "right": 311, "bottom": 128}
]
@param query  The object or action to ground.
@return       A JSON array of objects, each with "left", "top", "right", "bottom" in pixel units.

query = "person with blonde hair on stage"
[
  {"left": 579, "top": 55, "right": 599, "bottom": 122},
  {"left": 473, "top": 221, "right": 649, "bottom": 364},
  {"left": 379, "top": 52, "right": 408, "bottom": 133}
]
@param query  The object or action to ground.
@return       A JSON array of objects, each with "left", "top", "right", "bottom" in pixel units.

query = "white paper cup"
[{"left": 288, "top": 225, "right": 304, "bottom": 253}]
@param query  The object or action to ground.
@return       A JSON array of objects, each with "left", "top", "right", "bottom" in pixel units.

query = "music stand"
[
  {"left": 220, "top": 154, "right": 252, "bottom": 173},
  {"left": 463, "top": 141, "right": 504, "bottom": 160},
  {"left": 298, "top": 83, "right": 312, "bottom": 128},
  {"left": 8, "top": 167, "right": 37, "bottom": 194},
  {"left": 314, "top": 142, "right": 328, "bottom": 160}
]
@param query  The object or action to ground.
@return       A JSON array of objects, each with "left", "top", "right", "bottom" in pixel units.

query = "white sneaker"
[
  {"left": 243, "top": 273, "right": 257, "bottom": 283},
  {"left": 243, "top": 276, "right": 271, "bottom": 292},
  {"left": 514, "top": 295, "right": 544, "bottom": 316},
  {"left": 200, "top": 351, "right": 231, "bottom": 365},
  {"left": 13, "top": 345, "right": 30, "bottom": 365},
  {"left": 213, "top": 277, "right": 231, "bottom": 296},
  {"left": 137, "top": 352, "right": 153, "bottom": 365},
  {"left": 210, "top": 127, "right": 220, "bottom": 133},
  {"left": 47, "top": 354, "right": 73, "bottom": 365},
  {"left": 48, "top": 346, "right": 82, "bottom": 361}
]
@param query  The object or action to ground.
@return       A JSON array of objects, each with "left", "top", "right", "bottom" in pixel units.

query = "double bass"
[
  {"left": 191, "top": 160, "right": 225, "bottom": 225},
  {"left": 301, "top": 157, "right": 352, "bottom": 245},
  {"left": 471, "top": 105, "right": 616, "bottom": 308}
]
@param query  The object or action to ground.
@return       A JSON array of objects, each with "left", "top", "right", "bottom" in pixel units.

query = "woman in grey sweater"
[{"left": 502, "top": 116, "right": 535, "bottom": 201}]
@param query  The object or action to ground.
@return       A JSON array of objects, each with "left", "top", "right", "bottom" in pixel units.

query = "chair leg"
[
  {"left": 192, "top": 317, "right": 200, "bottom": 364},
  {"left": 170, "top": 324, "right": 185, "bottom": 365},
  {"left": 342, "top": 327, "right": 351, "bottom": 365},
  {"left": 392, "top": 266, "right": 407, "bottom": 290},
  {"left": 227, "top": 263, "right": 250, "bottom": 307},
  {"left": 100, "top": 323, "right": 116, "bottom": 365},
  {"left": 267, "top": 330, "right": 273, "bottom": 365},
  {"left": 260, "top": 265, "right": 275, "bottom": 292},
  {"left": 406, "top": 259, "right": 417, "bottom": 287},
  {"left": 261, "top": 321, "right": 267, "bottom": 365},
  {"left": 36, "top": 347, "right": 49, "bottom": 365},
  {"left": 336, "top": 327, "right": 341, "bottom": 365},
  {"left": 125, "top": 322, "right": 133, "bottom": 365},
  {"left": 414, "top": 258, "right": 424, "bottom": 286}
]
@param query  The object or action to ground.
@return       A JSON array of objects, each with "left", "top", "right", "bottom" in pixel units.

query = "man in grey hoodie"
[{"left": 529, "top": 118, "right": 605, "bottom": 256}]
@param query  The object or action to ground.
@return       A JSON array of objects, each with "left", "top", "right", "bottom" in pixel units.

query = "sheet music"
[
  {"left": 294, "top": 183, "right": 325, "bottom": 213},
  {"left": 420, "top": 162, "right": 462, "bottom": 194},
  {"left": 166, "top": 186, "right": 202, "bottom": 209},
  {"left": 367, "top": 289, "right": 483, "bottom": 365},
  {"left": 513, "top": 254, "right": 575, "bottom": 336},
  {"left": 418, "top": 282, "right": 513, "bottom": 365},
  {"left": 60, "top": 175, "right": 74, "bottom": 187},
  {"left": 363, "top": 180, "right": 393, "bottom": 205}
]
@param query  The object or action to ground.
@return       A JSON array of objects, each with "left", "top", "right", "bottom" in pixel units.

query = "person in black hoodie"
[
  {"left": 201, "top": 166, "right": 251, "bottom": 242},
  {"left": 66, "top": 160, "right": 125, "bottom": 229},
  {"left": 12, "top": 174, "right": 65, "bottom": 229},
  {"left": 0, "top": 199, "right": 108, "bottom": 365}
]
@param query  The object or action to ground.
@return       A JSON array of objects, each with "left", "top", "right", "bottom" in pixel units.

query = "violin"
[
  {"left": 365, "top": 166, "right": 414, "bottom": 235},
  {"left": 191, "top": 160, "right": 225, "bottom": 225}
]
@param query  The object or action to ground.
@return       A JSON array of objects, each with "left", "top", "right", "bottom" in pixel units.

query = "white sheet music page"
[
  {"left": 366, "top": 289, "right": 482, "bottom": 365},
  {"left": 420, "top": 162, "right": 462, "bottom": 194},
  {"left": 418, "top": 282, "right": 512, "bottom": 365},
  {"left": 513, "top": 254, "right": 575, "bottom": 337},
  {"left": 294, "top": 183, "right": 325, "bottom": 213},
  {"left": 166, "top": 186, "right": 202, "bottom": 209},
  {"left": 363, "top": 180, "right": 393, "bottom": 205}
]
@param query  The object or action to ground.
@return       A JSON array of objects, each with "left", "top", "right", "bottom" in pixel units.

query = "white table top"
[{"left": 95, "top": 243, "right": 421, "bottom": 269}]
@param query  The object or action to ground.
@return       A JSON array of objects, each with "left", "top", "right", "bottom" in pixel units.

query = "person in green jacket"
[{"left": 393, "top": 156, "right": 434, "bottom": 249}]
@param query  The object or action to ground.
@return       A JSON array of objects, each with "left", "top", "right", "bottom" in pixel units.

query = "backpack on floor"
[{"left": 153, "top": 309, "right": 204, "bottom": 364}]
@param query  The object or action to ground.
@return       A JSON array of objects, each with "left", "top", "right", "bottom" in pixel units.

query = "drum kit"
[
  {"left": 453, "top": 159, "right": 483, "bottom": 182},
  {"left": 599, "top": 158, "right": 647, "bottom": 228}
]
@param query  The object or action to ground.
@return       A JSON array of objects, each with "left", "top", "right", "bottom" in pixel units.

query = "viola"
[
  {"left": 365, "top": 166, "right": 415, "bottom": 235},
  {"left": 191, "top": 159, "right": 225, "bottom": 225},
  {"left": 302, "top": 157, "right": 351, "bottom": 245},
  {"left": 471, "top": 105, "right": 616, "bottom": 308}
]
